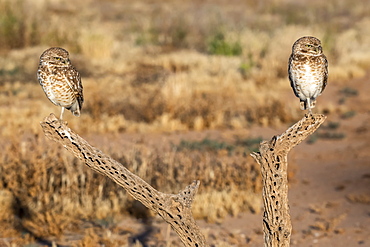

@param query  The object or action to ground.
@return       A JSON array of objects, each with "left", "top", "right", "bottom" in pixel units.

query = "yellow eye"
[
  {"left": 54, "top": 57, "right": 61, "bottom": 60},
  {"left": 305, "top": 44, "right": 312, "bottom": 48}
]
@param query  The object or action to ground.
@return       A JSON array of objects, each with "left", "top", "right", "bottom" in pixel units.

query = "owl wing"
[
  {"left": 65, "top": 66, "right": 84, "bottom": 110},
  {"left": 288, "top": 54, "right": 300, "bottom": 98},
  {"left": 320, "top": 54, "right": 328, "bottom": 93},
  {"left": 37, "top": 65, "right": 49, "bottom": 87}
]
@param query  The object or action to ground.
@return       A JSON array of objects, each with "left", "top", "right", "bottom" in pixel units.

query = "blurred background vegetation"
[{"left": 0, "top": 0, "right": 369, "bottom": 245}]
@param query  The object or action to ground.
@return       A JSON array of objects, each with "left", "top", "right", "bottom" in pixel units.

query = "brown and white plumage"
[
  {"left": 37, "top": 47, "right": 83, "bottom": 119},
  {"left": 288, "top": 36, "right": 328, "bottom": 114}
]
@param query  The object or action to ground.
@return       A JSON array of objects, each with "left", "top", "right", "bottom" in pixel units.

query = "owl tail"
[
  {"left": 71, "top": 109, "right": 81, "bottom": 117},
  {"left": 67, "top": 100, "right": 81, "bottom": 117}
]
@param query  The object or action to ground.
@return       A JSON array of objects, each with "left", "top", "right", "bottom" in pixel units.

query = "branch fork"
[{"left": 40, "top": 114, "right": 208, "bottom": 247}]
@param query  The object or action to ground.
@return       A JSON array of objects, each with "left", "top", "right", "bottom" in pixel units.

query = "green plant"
[
  {"left": 307, "top": 130, "right": 345, "bottom": 144},
  {"left": 135, "top": 27, "right": 161, "bottom": 46},
  {"left": 0, "top": 1, "right": 24, "bottom": 49},
  {"left": 340, "top": 87, "right": 358, "bottom": 97},
  {"left": 236, "top": 137, "right": 263, "bottom": 153},
  {"left": 307, "top": 133, "right": 319, "bottom": 144},
  {"left": 318, "top": 132, "right": 345, "bottom": 140},
  {"left": 176, "top": 138, "right": 235, "bottom": 153},
  {"left": 207, "top": 32, "right": 242, "bottom": 56},
  {"left": 341, "top": 111, "right": 356, "bottom": 119},
  {"left": 324, "top": 121, "right": 340, "bottom": 130},
  {"left": 0, "top": 0, "right": 41, "bottom": 50},
  {"left": 239, "top": 53, "right": 255, "bottom": 78}
]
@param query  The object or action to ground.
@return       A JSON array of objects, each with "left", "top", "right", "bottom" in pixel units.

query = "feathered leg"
[
  {"left": 60, "top": 107, "right": 65, "bottom": 120},
  {"left": 306, "top": 98, "right": 312, "bottom": 114}
]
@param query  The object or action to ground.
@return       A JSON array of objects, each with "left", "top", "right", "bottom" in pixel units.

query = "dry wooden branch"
[
  {"left": 251, "top": 114, "right": 326, "bottom": 247},
  {"left": 40, "top": 114, "right": 208, "bottom": 247}
]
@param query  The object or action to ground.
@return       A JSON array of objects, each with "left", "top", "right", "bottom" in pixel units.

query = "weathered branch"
[
  {"left": 251, "top": 114, "right": 326, "bottom": 247},
  {"left": 40, "top": 114, "right": 208, "bottom": 247}
]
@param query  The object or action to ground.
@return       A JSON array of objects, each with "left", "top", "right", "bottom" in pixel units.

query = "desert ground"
[{"left": 0, "top": 0, "right": 369, "bottom": 246}]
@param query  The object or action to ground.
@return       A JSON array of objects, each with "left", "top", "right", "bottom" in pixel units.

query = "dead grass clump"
[
  {"left": 77, "top": 227, "right": 132, "bottom": 247},
  {"left": 309, "top": 214, "right": 347, "bottom": 233},
  {"left": 131, "top": 1, "right": 240, "bottom": 52},
  {"left": 78, "top": 29, "right": 115, "bottom": 60},
  {"left": 0, "top": 231, "right": 35, "bottom": 246},
  {"left": 76, "top": 54, "right": 293, "bottom": 133},
  {"left": 136, "top": 149, "right": 262, "bottom": 222},
  {"left": 194, "top": 189, "right": 261, "bottom": 223},
  {"left": 0, "top": 0, "right": 41, "bottom": 49},
  {"left": 0, "top": 130, "right": 262, "bottom": 240},
  {"left": 0, "top": 189, "right": 15, "bottom": 222},
  {"left": 22, "top": 211, "right": 74, "bottom": 238},
  {"left": 0, "top": 135, "right": 131, "bottom": 237},
  {"left": 346, "top": 193, "right": 370, "bottom": 204},
  {"left": 0, "top": 0, "right": 83, "bottom": 53},
  {"left": 84, "top": 80, "right": 166, "bottom": 124}
]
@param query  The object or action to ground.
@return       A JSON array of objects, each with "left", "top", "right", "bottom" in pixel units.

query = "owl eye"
[
  {"left": 54, "top": 57, "right": 61, "bottom": 60},
  {"left": 305, "top": 44, "right": 312, "bottom": 48}
]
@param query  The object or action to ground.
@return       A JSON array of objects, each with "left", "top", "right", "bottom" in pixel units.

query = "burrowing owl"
[
  {"left": 37, "top": 47, "right": 83, "bottom": 120},
  {"left": 288, "top": 36, "right": 328, "bottom": 114}
]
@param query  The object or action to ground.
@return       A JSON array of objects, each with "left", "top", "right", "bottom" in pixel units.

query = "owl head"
[
  {"left": 292, "top": 36, "right": 323, "bottom": 56},
  {"left": 39, "top": 47, "right": 71, "bottom": 67}
]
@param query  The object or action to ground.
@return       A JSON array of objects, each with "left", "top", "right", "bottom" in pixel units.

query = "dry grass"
[
  {"left": 0, "top": 0, "right": 369, "bottom": 245},
  {"left": 0, "top": 131, "right": 262, "bottom": 243}
]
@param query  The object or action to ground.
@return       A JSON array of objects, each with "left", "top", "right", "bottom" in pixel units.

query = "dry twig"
[{"left": 40, "top": 114, "right": 208, "bottom": 247}]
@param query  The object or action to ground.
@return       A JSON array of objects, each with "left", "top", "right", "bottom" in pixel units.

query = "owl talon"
[{"left": 311, "top": 100, "right": 316, "bottom": 109}]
